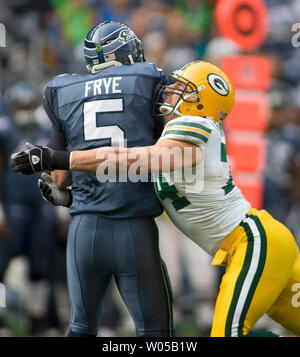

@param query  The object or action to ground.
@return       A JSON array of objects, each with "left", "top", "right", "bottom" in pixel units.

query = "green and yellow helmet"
[{"left": 158, "top": 61, "right": 235, "bottom": 122}]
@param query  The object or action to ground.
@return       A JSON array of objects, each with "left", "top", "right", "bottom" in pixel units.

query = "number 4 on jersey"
[{"left": 155, "top": 174, "right": 190, "bottom": 211}]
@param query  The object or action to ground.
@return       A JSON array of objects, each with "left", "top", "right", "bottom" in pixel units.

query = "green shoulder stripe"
[
  {"left": 162, "top": 129, "right": 208, "bottom": 143},
  {"left": 166, "top": 120, "right": 212, "bottom": 134}
]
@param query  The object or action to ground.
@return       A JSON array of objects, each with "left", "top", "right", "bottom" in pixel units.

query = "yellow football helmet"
[{"left": 158, "top": 61, "right": 235, "bottom": 122}]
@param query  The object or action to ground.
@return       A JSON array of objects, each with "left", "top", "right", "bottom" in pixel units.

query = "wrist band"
[{"left": 52, "top": 150, "right": 71, "bottom": 170}]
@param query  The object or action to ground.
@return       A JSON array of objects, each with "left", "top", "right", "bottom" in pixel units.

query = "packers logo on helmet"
[
  {"left": 207, "top": 73, "right": 229, "bottom": 96},
  {"left": 157, "top": 61, "right": 234, "bottom": 122}
]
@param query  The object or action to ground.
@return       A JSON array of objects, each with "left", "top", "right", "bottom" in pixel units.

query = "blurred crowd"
[{"left": 0, "top": 0, "right": 299, "bottom": 337}]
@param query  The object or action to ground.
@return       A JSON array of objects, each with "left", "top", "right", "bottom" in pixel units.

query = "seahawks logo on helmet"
[
  {"left": 207, "top": 74, "right": 229, "bottom": 96},
  {"left": 119, "top": 29, "right": 135, "bottom": 43}
]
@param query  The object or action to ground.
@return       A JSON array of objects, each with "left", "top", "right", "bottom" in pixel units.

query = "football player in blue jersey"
[
  {"left": 0, "top": 81, "right": 59, "bottom": 334},
  {"left": 11, "top": 21, "right": 174, "bottom": 337}
]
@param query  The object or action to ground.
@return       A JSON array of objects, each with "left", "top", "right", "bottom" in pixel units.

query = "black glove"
[
  {"left": 38, "top": 172, "right": 72, "bottom": 207},
  {"left": 10, "top": 142, "right": 70, "bottom": 175}
]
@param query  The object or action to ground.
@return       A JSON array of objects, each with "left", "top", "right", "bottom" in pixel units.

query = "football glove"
[
  {"left": 10, "top": 142, "right": 70, "bottom": 175},
  {"left": 38, "top": 172, "right": 72, "bottom": 207}
]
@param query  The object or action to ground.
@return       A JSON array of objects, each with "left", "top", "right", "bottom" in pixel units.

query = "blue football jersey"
[
  {"left": 44, "top": 62, "right": 165, "bottom": 217},
  {"left": 0, "top": 115, "right": 51, "bottom": 203}
]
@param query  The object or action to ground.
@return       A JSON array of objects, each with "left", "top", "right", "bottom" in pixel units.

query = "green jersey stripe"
[
  {"left": 166, "top": 120, "right": 212, "bottom": 134},
  {"left": 162, "top": 129, "right": 208, "bottom": 143}
]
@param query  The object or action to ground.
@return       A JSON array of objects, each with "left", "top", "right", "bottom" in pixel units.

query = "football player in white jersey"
[{"left": 11, "top": 61, "right": 300, "bottom": 337}]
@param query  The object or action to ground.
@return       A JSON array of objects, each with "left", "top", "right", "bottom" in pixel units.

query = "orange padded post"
[
  {"left": 216, "top": 0, "right": 270, "bottom": 210},
  {"left": 221, "top": 55, "right": 271, "bottom": 91},
  {"left": 226, "top": 133, "right": 266, "bottom": 173},
  {"left": 232, "top": 173, "right": 264, "bottom": 209},
  {"left": 224, "top": 91, "right": 269, "bottom": 132}
]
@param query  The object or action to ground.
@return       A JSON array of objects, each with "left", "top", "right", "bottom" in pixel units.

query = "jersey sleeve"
[
  {"left": 160, "top": 116, "right": 214, "bottom": 146},
  {"left": 43, "top": 85, "right": 62, "bottom": 133},
  {"left": 47, "top": 124, "right": 66, "bottom": 150}
]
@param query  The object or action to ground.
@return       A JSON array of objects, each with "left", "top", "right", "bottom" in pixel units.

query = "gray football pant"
[{"left": 67, "top": 214, "right": 174, "bottom": 336}]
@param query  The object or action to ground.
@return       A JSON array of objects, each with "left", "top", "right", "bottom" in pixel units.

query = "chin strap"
[{"left": 159, "top": 98, "right": 184, "bottom": 117}]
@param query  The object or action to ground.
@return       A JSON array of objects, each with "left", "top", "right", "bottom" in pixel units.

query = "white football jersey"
[{"left": 154, "top": 115, "right": 250, "bottom": 256}]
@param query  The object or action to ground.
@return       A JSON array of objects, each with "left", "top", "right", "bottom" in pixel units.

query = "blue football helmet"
[
  {"left": 84, "top": 21, "right": 145, "bottom": 74},
  {"left": 5, "top": 81, "right": 41, "bottom": 126}
]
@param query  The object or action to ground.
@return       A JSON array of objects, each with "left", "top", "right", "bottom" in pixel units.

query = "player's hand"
[
  {"left": 38, "top": 172, "right": 72, "bottom": 207},
  {"left": 10, "top": 142, "right": 70, "bottom": 175},
  {"left": 10, "top": 143, "right": 54, "bottom": 175}
]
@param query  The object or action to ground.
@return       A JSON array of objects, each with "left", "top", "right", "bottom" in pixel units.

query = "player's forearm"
[
  {"left": 52, "top": 169, "right": 72, "bottom": 189},
  {"left": 10, "top": 139, "right": 202, "bottom": 177},
  {"left": 69, "top": 146, "right": 161, "bottom": 175},
  {"left": 69, "top": 141, "right": 202, "bottom": 175},
  {"left": 70, "top": 148, "right": 101, "bottom": 173},
  {"left": 70, "top": 147, "right": 148, "bottom": 174},
  {"left": 70, "top": 147, "right": 126, "bottom": 173}
]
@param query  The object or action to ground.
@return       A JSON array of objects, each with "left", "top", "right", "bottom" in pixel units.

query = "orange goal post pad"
[
  {"left": 226, "top": 132, "right": 266, "bottom": 173},
  {"left": 232, "top": 173, "right": 264, "bottom": 210},
  {"left": 221, "top": 55, "right": 272, "bottom": 91},
  {"left": 224, "top": 91, "right": 269, "bottom": 132}
]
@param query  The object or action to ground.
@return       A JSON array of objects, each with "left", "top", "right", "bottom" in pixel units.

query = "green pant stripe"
[
  {"left": 225, "top": 214, "right": 267, "bottom": 336},
  {"left": 225, "top": 220, "right": 254, "bottom": 336},
  {"left": 237, "top": 215, "right": 267, "bottom": 336}
]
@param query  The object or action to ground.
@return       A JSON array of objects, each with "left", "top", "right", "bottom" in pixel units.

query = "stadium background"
[{"left": 0, "top": 0, "right": 300, "bottom": 337}]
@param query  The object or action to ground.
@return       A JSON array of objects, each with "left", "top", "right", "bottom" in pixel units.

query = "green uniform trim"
[
  {"left": 166, "top": 120, "right": 212, "bottom": 134},
  {"left": 225, "top": 215, "right": 267, "bottom": 337},
  {"left": 162, "top": 129, "right": 208, "bottom": 143},
  {"left": 222, "top": 175, "right": 235, "bottom": 194},
  {"left": 155, "top": 174, "right": 191, "bottom": 211},
  {"left": 238, "top": 214, "right": 267, "bottom": 336},
  {"left": 221, "top": 142, "right": 228, "bottom": 162}
]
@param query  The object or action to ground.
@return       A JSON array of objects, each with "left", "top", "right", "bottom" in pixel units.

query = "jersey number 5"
[{"left": 83, "top": 98, "right": 125, "bottom": 147}]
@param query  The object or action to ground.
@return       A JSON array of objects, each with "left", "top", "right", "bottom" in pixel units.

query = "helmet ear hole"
[{"left": 197, "top": 104, "right": 203, "bottom": 110}]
